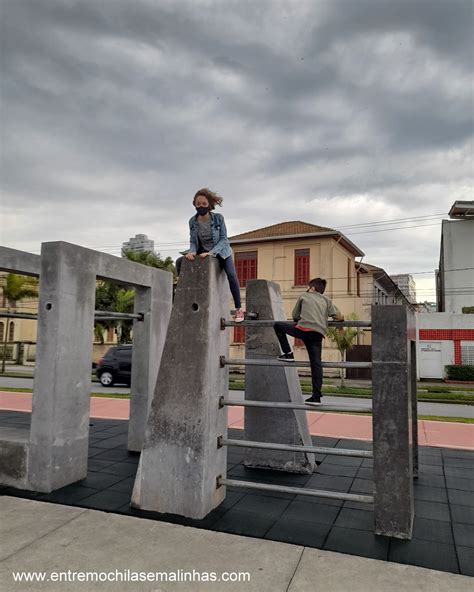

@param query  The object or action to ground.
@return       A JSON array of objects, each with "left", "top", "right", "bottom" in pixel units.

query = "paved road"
[{"left": 0, "top": 377, "right": 472, "bottom": 418}]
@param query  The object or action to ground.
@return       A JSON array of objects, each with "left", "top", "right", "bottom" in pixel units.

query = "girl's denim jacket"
[{"left": 188, "top": 212, "right": 232, "bottom": 259}]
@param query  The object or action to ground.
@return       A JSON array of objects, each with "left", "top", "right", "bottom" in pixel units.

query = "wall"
[{"left": 441, "top": 219, "right": 474, "bottom": 313}]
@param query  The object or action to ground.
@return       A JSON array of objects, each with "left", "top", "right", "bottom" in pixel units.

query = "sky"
[{"left": 1, "top": 0, "right": 473, "bottom": 302}]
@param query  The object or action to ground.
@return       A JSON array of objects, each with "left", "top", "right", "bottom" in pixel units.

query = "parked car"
[{"left": 96, "top": 345, "right": 132, "bottom": 387}]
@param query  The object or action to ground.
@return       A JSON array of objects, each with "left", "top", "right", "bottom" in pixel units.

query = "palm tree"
[
  {"left": 1, "top": 274, "right": 39, "bottom": 372},
  {"left": 326, "top": 312, "right": 362, "bottom": 388}
]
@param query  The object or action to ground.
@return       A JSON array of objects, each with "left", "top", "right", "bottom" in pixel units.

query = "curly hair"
[{"left": 193, "top": 188, "right": 223, "bottom": 210}]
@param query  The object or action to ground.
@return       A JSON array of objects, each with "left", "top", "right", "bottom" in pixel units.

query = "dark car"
[{"left": 96, "top": 345, "right": 132, "bottom": 387}]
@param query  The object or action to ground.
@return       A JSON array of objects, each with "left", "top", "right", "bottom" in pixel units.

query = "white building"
[
  {"left": 122, "top": 234, "right": 155, "bottom": 255},
  {"left": 436, "top": 201, "right": 474, "bottom": 313},
  {"left": 390, "top": 274, "right": 417, "bottom": 304}
]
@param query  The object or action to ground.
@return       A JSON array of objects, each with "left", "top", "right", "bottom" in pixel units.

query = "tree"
[
  {"left": 326, "top": 312, "right": 362, "bottom": 388},
  {"left": 94, "top": 250, "right": 175, "bottom": 344},
  {"left": 1, "top": 273, "right": 39, "bottom": 372}
]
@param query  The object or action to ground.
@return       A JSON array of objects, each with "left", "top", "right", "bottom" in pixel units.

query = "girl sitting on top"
[{"left": 176, "top": 188, "right": 245, "bottom": 323}]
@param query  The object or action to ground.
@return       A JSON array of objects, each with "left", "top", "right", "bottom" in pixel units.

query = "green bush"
[{"left": 445, "top": 365, "right": 474, "bottom": 381}]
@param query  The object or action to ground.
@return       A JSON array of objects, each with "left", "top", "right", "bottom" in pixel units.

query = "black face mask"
[{"left": 196, "top": 206, "right": 209, "bottom": 216}]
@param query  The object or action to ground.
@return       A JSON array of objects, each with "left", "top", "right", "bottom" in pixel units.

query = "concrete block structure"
[
  {"left": 243, "top": 280, "right": 315, "bottom": 473},
  {"left": 0, "top": 242, "right": 172, "bottom": 492},
  {"left": 132, "top": 256, "right": 229, "bottom": 518}
]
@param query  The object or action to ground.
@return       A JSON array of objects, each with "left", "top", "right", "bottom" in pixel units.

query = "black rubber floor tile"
[
  {"left": 418, "top": 463, "right": 444, "bottom": 476},
  {"left": 305, "top": 474, "right": 353, "bottom": 492},
  {"left": 446, "top": 476, "right": 474, "bottom": 492},
  {"left": 294, "top": 494, "right": 343, "bottom": 508},
  {"left": 40, "top": 485, "right": 99, "bottom": 504},
  {"left": 311, "top": 436, "right": 339, "bottom": 447},
  {"left": 75, "top": 490, "right": 132, "bottom": 511},
  {"left": 419, "top": 447, "right": 442, "bottom": 457},
  {"left": 412, "top": 517, "right": 454, "bottom": 545},
  {"left": 350, "top": 479, "right": 373, "bottom": 494},
  {"left": 219, "top": 491, "right": 245, "bottom": 510},
  {"left": 443, "top": 458, "right": 474, "bottom": 469},
  {"left": 324, "top": 527, "right": 389, "bottom": 560},
  {"left": 453, "top": 523, "right": 474, "bottom": 548},
  {"left": 356, "top": 467, "right": 373, "bottom": 480},
  {"left": 317, "top": 463, "right": 359, "bottom": 478},
  {"left": 335, "top": 508, "right": 374, "bottom": 531},
  {"left": 232, "top": 493, "right": 291, "bottom": 517},
  {"left": 389, "top": 539, "right": 459, "bottom": 574},
  {"left": 281, "top": 500, "right": 340, "bottom": 525},
  {"left": 91, "top": 449, "right": 139, "bottom": 464},
  {"left": 101, "top": 462, "right": 138, "bottom": 477},
  {"left": 78, "top": 472, "right": 126, "bottom": 489},
  {"left": 448, "top": 489, "right": 474, "bottom": 508},
  {"left": 413, "top": 473, "right": 445, "bottom": 489},
  {"left": 417, "top": 455, "right": 443, "bottom": 466},
  {"left": 457, "top": 546, "right": 474, "bottom": 577},
  {"left": 343, "top": 500, "right": 375, "bottom": 511},
  {"left": 87, "top": 438, "right": 125, "bottom": 449},
  {"left": 212, "top": 509, "right": 276, "bottom": 537},
  {"left": 413, "top": 485, "right": 448, "bottom": 503},
  {"left": 325, "top": 456, "right": 363, "bottom": 468},
  {"left": 361, "top": 459, "right": 373, "bottom": 468},
  {"left": 451, "top": 504, "right": 474, "bottom": 525},
  {"left": 414, "top": 500, "right": 451, "bottom": 522},
  {"left": 265, "top": 517, "right": 330, "bottom": 548},
  {"left": 108, "top": 477, "right": 135, "bottom": 495},
  {"left": 445, "top": 466, "right": 474, "bottom": 479},
  {"left": 335, "top": 439, "right": 372, "bottom": 450},
  {"left": 442, "top": 449, "right": 474, "bottom": 460}
]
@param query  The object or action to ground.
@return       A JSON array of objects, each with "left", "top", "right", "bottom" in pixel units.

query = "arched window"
[
  {"left": 8, "top": 322, "right": 14, "bottom": 341},
  {"left": 0, "top": 322, "right": 4, "bottom": 341}
]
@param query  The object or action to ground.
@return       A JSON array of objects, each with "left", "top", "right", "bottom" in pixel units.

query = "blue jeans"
[
  {"left": 176, "top": 254, "right": 241, "bottom": 309},
  {"left": 274, "top": 321, "right": 323, "bottom": 397}
]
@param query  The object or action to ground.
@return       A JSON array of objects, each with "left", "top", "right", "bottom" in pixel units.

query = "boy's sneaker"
[
  {"left": 305, "top": 394, "right": 322, "bottom": 406},
  {"left": 277, "top": 352, "right": 295, "bottom": 362},
  {"left": 233, "top": 309, "right": 245, "bottom": 323}
]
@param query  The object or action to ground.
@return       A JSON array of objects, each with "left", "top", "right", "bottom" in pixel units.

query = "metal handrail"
[
  {"left": 219, "top": 397, "right": 371, "bottom": 414},
  {"left": 220, "top": 356, "right": 372, "bottom": 369},
  {"left": 222, "top": 318, "right": 371, "bottom": 329}
]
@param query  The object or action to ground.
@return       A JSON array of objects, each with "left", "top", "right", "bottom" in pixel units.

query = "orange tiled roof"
[{"left": 229, "top": 220, "right": 336, "bottom": 241}]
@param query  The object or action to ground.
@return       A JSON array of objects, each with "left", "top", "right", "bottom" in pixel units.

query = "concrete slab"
[
  {"left": 288, "top": 547, "right": 472, "bottom": 592},
  {"left": 0, "top": 496, "right": 86, "bottom": 561},
  {"left": 0, "top": 497, "right": 302, "bottom": 592}
]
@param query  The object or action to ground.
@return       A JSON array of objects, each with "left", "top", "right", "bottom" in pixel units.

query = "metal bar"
[
  {"left": 222, "top": 319, "right": 371, "bottom": 328},
  {"left": 221, "top": 397, "right": 371, "bottom": 414},
  {"left": 218, "top": 477, "right": 374, "bottom": 504},
  {"left": 0, "top": 312, "right": 38, "bottom": 320},
  {"left": 0, "top": 311, "right": 144, "bottom": 321},
  {"left": 220, "top": 356, "right": 372, "bottom": 369},
  {"left": 220, "top": 437, "right": 373, "bottom": 458}
]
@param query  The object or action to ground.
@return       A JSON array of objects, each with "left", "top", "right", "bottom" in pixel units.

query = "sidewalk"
[
  {"left": 0, "top": 496, "right": 471, "bottom": 592},
  {"left": 1, "top": 391, "right": 473, "bottom": 450}
]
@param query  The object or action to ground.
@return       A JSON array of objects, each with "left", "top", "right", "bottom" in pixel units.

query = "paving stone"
[
  {"left": 446, "top": 476, "right": 474, "bottom": 492},
  {"left": 324, "top": 527, "right": 389, "bottom": 560},
  {"left": 305, "top": 474, "right": 353, "bottom": 492},
  {"left": 232, "top": 493, "right": 291, "bottom": 517},
  {"left": 413, "top": 473, "right": 445, "bottom": 488},
  {"left": 414, "top": 500, "right": 451, "bottom": 522},
  {"left": 335, "top": 508, "right": 374, "bottom": 531},
  {"left": 448, "top": 489, "right": 474, "bottom": 507},
  {"left": 212, "top": 509, "right": 277, "bottom": 537},
  {"left": 350, "top": 479, "right": 373, "bottom": 494},
  {"left": 78, "top": 472, "right": 126, "bottom": 490},
  {"left": 75, "top": 490, "right": 133, "bottom": 511},
  {"left": 317, "top": 463, "right": 359, "bottom": 478},
  {"left": 444, "top": 466, "right": 474, "bottom": 479},
  {"left": 265, "top": 517, "right": 331, "bottom": 548},
  {"left": 389, "top": 539, "right": 459, "bottom": 574}
]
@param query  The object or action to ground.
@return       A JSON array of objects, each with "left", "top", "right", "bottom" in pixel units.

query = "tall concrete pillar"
[
  {"left": 372, "top": 305, "right": 416, "bottom": 539},
  {"left": 131, "top": 257, "right": 229, "bottom": 519},
  {"left": 243, "top": 280, "right": 315, "bottom": 473},
  {"left": 28, "top": 242, "right": 97, "bottom": 491},
  {"left": 128, "top": 272, "right": 173, "bottom": 452}
]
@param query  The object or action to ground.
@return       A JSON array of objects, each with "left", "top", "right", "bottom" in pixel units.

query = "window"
[
  {"left": 0, "top": 322, "right": 3, "bottom": 341},
  {"left": 461, "top": 342, "right": 474, "bottom": 365},
  {"left": 294, "top": 249, "right": 310, "bottom": 286},
  {"left": 235, "top": 251, "right": 257, "bottom": 287},
  {"left": 357, "top": 272, "right": 361, "bottom": 297},
  {"left": 8, "top": 322, "right": 14, "bottom": 341},
  {"left": 347, "top": 259, "right": 352, "bottom": 294},
  {"left": 233, "top": 326, "right": 246, "bottom": 344}
]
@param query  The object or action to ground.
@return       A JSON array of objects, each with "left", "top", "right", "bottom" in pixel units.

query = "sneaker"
[
  {"left": 233, "top": 309, "right": 245, "bottom": 323},
  {"left": 277, "top": 352, "right": 295, "bottom": 362},
  {"left": 305, "top": 395, "right": 322, "bottom": 406}
]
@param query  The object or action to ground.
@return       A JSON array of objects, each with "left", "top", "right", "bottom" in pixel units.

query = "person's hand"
[
  {"left": 185, "top": 252, "right": 196, "bottom": 261},
  {"left": 199, "top": 252, "right": 210, "bottom": 259}
]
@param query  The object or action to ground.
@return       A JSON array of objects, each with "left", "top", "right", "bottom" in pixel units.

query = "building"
[
  {"left": 121, "top": 234, "right": 155, "bottom": 255},
  {"left": 228, "top": 220, "right": 367, "bottom": 366},
  {"left": 390, "top": 274, "right": 417, "bottom": 304},
  {"left": 436, "top": 201, "right": 474, "bottom": 313}
]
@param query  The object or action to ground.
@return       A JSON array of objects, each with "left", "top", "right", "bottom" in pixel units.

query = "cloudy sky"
[{"left": 1, "top": 0, "right": 472, "bottom": 300}]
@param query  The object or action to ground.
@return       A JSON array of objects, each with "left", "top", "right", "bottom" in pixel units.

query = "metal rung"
[
  {"left": 218, "top": 477, "right": 374, "bottom": 504},
  {"left": 221, "top": 319, "right": 371, "bottom": 328},
  {"left": 0, "top": 311, "right": 145, "bottom": 321},
  {"left": 220, "top": 397, "right": 371, "bottom": 414},
  {"left": 219, "top": 437, "right": 373, "bottom": 458},
  {"left": 220, "top": 356, "right": 372, "bottom": 369}
]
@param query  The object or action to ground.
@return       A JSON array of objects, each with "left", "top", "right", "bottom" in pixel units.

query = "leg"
[
  {"left": 303, "top": 333, "right": 323, "bottom": 397},
  {"left": 274, "top": 321, "right": 301, "bottom": 354},
  {"left": 176, "top": 256, "right": 183, "bottom": 276},
  {"left": 219, "top": 256, "right": 242, "bottom": 309}
]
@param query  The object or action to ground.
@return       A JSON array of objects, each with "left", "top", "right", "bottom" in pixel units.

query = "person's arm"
[
  {"left": 328, "top": 301, "right": 344, "bottom": 321},
  {"left": 187, "top": 217, "right": 198, "bottom": 258},
  {"left": 209, "top": 215, "right": 229, "bottom": 257},
  {"left": 292, "top": 297, "right": 303, "bottom": 321}
]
